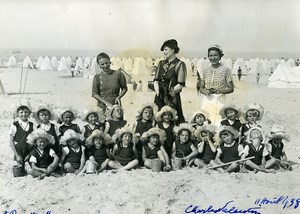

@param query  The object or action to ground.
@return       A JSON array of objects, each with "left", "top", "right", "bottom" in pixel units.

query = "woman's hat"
[
  {"left": 140, "top": 127, "right": 167, "bottom": 142},
  {"left": 81, "top": 108, "right": 106, "bottom": 123},
  {"left": 60, "top": 129, "right": 82, "bottom": 146},
  {"left": 105, "top": 104, "right": 124, "bottom": 120},
  {"left": 156, "top": 105, "right": 177, "bottom": 122},
  {"left": 269, "top": 124, "right": 289, "bottom": 140},
  {"left": 189, "top": 110, "right": 210, "bottom": 123},
  {"left": 135, "top": 103, "right": 158, "bottom": 121},
  {"left": 219, "top": 104, "right": 241, "bottom": 119},
  {"left": 194, "top": 124, "right": 217, "bottom": 139},
  {"left": 173, "top": 123, "right": 194, "bottom": 137},
  {"left": 243, "top": 103, "right": 264, "bottom": 120},
  {"left": 160, "top": 39, "right": 180, "bottom": 53},
  {"left": 27, "top": 128, "right": 55, "bottom": 146},
  {"left": 218, "top": 125, "right": 239, "bottom": 140},
  {"left": 85, "top": 130, "right": 112, "bottom": 147},
  {"left": 245, "top": 127, "right": 267, "bottom": 144}
]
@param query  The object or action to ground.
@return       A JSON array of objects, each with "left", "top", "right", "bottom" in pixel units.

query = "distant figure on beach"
[
  {"left": 132, "top": 81, "right": 137, "bottom": 91},
  {"left": 137, "top": 80, "right": 143, "bottom": 91},
  {"left": 270, "top": 67, "right": 274, "bottom": 76},
  {"left": 153, "top": 39, "right": 187, "bottom": 124},
  {"left": 237, "top": 67, "right": 242, "bottom": 81},
  {"left": 92, "top": 52, "right": 128, "bottom": 113},
  {"left": 256, "top": 73, "right": 260, "bottom": 85},
  {"left": 198, "top": 45, "right": 234, "bottom": 124}
]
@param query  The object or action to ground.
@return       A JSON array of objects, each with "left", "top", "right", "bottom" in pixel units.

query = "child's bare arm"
[
  {"left": 112, "top": 144, "right": 118, "bottom": 159},
  {"left": 207, "top": 139, "right": 217, "bottom": 153},
  {"left": 46, "top": 153, "right": 59, "bottom": 174},
  {"left": 142, "top": 147, "right": 147, "bottom": 162},
  {"left": 197, "top": 141, "right": 205, "bottom": 153},
  {"left": 104, "top": 122, "right": 110, "bottom": 134},
  {"left": 185, "top": 144, "right": 198, "bottom": 160},
  {"left": 78, "top": 149, "right": 86, "bottom": 172},
  {"left": 31, "top": 162, "right": 47, "bottom": 173},
  {"left": 261, "top": 156, "right": 266, "bottom": 168},
  {"left": 160, "top": 145, "right": 170, "bottom": 166},
  {"left": 215, "top": 152, "right": 224, "bottom": 165},
  {"left": 282, "top": 151, "right": 288, "bottom": 162},
  {"left": 171, "top": 142, "right": 176, "bottom": 159},
  {"left": 10, "top": 135, "right": 22, "bottom": 162},
  {"left": 59, "top": 149, "right": 67, "bottom": 166}
]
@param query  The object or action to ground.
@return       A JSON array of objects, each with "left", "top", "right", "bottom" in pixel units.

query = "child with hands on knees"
[
  {"left": 9, "top": 104, "right": 37, "bottom": 174},
  {"left": 27, "top": 129, "right": 59, "bottom": 179},
  {"left": 59, "top": 130, "right": 85, "bottom": 175},
  {"left": 193, "top": 124, "right": 218, "bottom": 168},
  {"left": 214, "top": 126, "right": 244, "bottom": 173},
  {"left": 172, "top": 123, "right": 198, "bottom": 167},
  {"left": 81, "top": 130, "right": 111, "bottom": 174},
  {"left": 141, "top": 127, "right": 171, "bottom": 171},
  {"left": 108, "top": 127, "right": 139, "bottom": 171}
]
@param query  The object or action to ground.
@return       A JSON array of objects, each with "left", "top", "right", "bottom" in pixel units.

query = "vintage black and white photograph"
[{"left": 0, "top": 0, "right": 299, "bottom": 213}]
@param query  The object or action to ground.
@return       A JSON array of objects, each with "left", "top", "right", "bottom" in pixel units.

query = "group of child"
[{"left": 9, "top": 101, "right": 292, "bottom": 179}]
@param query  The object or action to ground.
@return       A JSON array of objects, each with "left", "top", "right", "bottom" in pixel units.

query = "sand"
[{"left": 0, "top": 67, "right": 299, "bottom": 214}]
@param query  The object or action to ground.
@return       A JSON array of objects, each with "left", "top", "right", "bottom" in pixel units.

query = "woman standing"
[
  {"left": 153, "top": 39, "right": 187, "bottom": 124},
  {"left": 92, "top": 53, "right": 128, "bottom": 112},
  {"left": 198, "top": 45, "right": 234, "bottom": 124}
]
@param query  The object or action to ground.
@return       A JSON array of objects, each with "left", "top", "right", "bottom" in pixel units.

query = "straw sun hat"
[
  {"left": 105, "top": 104, "right": 124, "bottom": 120},
  {"left": 218, "top": 125, "right": 239, "bottom": 140},
  {"left": 112, "top": 126, "right": 138, "bottom": 143},
  {"left": 11, "top": 99, "right": 32, "bottom": 118},
  {"left": 27, "top": 128, "right": 55, "bottom": 146},
  {"left": 243, "top": 103, "right": 264, "bottom": 120},
  {"left": 219, "top": 104, "right": 241, "bottom": 119},
  {"left": 173, "top": 123, "right": 194, "bottom": 137},
  {"left": 194, "top": 124, "right": 218, "bottom": 139},
  {"left": 60, "top": 129, "right": 83, "bottom": 146},
  {"left": 269, "top": 124, "right": 289, "bottom": 140},
  {"left": 135, "top": 103, "right": 158, "bottom": 121},
  {"left": 140, "top": 127, "right": 167, "bottom": 142},
  {"left": 33, "top": 104, "right": 57, "bottom": 122},
  {"left": 85, "top": 130, "right": 112, "bottom": 147},
  {"left": 156, "top": 106, "right": 177, "bottom": 122},
  {"left": 189, "top": 110, "right": 210, "bottom": 123},
  {"left": 245, "top": 126, "right": 267, "bottom": 144},
  {"left": 81, "top": 108, "right": 106, "bottom": 123}
]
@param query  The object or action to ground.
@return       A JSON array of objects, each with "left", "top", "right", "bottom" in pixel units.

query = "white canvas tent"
[
  {"left": 268, "top": 64, "right": 300, "bottom": 88},
  {"left": 40, "top": 56, "right": 53, "bottom": 71},
  {"left": 22, "top": 56, "right": 33, "bottom": 68},
  {"left": 75, "top": 57, "right": 84, "bottom": 70},
  {"left": 7, "top": 56, "right": 17, "bottom": 67},
  {"left": 51, "top": 56, "right": 59, "bottom": 70},
  {"left": 132, "top": 57, "right": 148, "bottom": 76},
  {"left": 84, "top": 57, "right": 91, "bottom": 69},
  {"left": 232, "top": 58, "right": 248, "bottom": 75},
  {"left": 36, "top": 56, "right": 44, "bottom": 68},
  {"left": 58, "top": 57, "right": 70, "bottom": 71}
]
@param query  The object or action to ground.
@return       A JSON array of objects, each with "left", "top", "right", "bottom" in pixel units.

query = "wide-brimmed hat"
[
  {"left": 140, "top": 127, "right": 167, "bottom": 142},
  {"left": 219, "top": 104, "right": 241, "bottom": 119},
  {"left": 245, "top": 127, "right": 267, "bottom": 144},
  {"left": 156, "top": 106, "right": 177, "bottom": 122},
  {"left": 33, "top": 104, "right": 57, "bottom": 122},
  {"left": 27, "top": 128, "right": 55, "bottom": 146},
  {"left": 160, "top": 39, "right": 180, "bottom": 53},
  {"left": 105, "top": 104, "right": 124, "bottom": 120},
  {"left": 135, "top": 103, "right": 158, "bottom": 121},
  {"left": 189, "top": 110, "right": 210, "bottom": 123},
  {"left": 194, "top": 124, "right": 218, "bottom": 139},
  {"left": 243, "top": 103, "right": 264, "bottom": 120},
  {"left": 85, "top": 130, "right": 112, "bottom": 147},
  {"left": 218, "top": 125, "right": 239, "bottom": 140},
  {"left": 269, "top": 124, "right": 289, "bottom": 141},
  {"left": 12, "top": 99, "right": 32, "bottom": 118},
  {"left": 112, "top": 126, "right": 136, "bottom": 143},
  {"left": 60, "top": 129, "right": 82, "bottom": 146},
  {"left": 81, "top": 108, "right": 106, "bottom": 123},
  {"left": 173, "top": 123, "right": 194, "bottom": 137},
  {"left": 58, "top": 106, "right": 80, "bottom": 123}
]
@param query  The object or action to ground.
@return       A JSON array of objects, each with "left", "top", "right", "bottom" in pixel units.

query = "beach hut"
[
  {"left": 123, "top": 58, "right": 133, "bottom": 74},
  {"left": 22, "top": 56, "right": 33, "bottom": 68},
  {"left": 111, "top": 57, "right": 124, "bottom": 70},
  {"left": 75, "top": 57, "right": 84, "bottom": 70},
  {"left": 232, "top": 58, "right": 248, "bottom": 75},
  {"left": 7, "top": 56, "right": 17, "bottom": 67},
  {"left": 84, "top": 57, "right": 91, "bottom": 69},
  {"left": 40, "top": 56, "right": 53, "bottom": 71},
  {"left": 58, "top": 57, "right": 70, "bottom": 71},
  {"left": 51, "top": 56, "right": 59, "bottom": 70},
  {"left": 132, "top": 57, "right": 148, "bottom": 76},
  {"left": 66, "top": 56, "right": 72, "bottom": 67},
  {"left": 268, "top": 64, "right": 300, "bottom": 88},
  {"left": 36, "top": 56, "right": 44, "bottom": 69}
]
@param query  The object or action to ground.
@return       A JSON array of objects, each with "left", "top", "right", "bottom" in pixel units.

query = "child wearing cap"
[
  {"left": 265, "top": 125, "right": 292, "bottom": 171},
  {"left": 219, "top": 105, "right": 243, "bottom": 132},
  {"left": 58, "top": 109, "right": 81, "bottom": 138},
  {"left": 59, "top": 130, "right": 86, "bottom": 174},
  {"left": 108, "top": 127, "right": 139, "bottom": 170},
  {"left": 9, "top": 104, "right": 37, "bottom": 173},
  {"left": 156, "top": 106, "right": 177, "bottom": 158},
  {"left": 27, "top": 129, "right": 59, "bottom": 179},
  {"left": 104, "top": 105, "right": 127, "bottom": 137},
  {"left": 214, "top": 126, "right": 244, "bottom": 173},
  {"left": 193, "top": 124, "right": 218, "bottom": 168},
  {"left": 35, "top": 106, "right": 60, "bottom": 156},
  {"left": 141, "top": 127, "right": 171, "bottom": 171},
  {"left": 242, "top": 127, "right": 275, "bottom": 173},
  {"left": 82, "top": 130, "right": 111, "bottom": 174},
  {"left": 172, "top": 123, "right": 198, "bottom": 167}
]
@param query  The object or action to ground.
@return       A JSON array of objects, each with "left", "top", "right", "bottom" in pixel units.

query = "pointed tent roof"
[
  {"left": 22, "top": 56, "right": 33, "bottom": 68},
  {"left": 36, "top": 56, "right": 44, "bottom": 68},
  {"left": 51, "top": 56, "right": 59, "bottom": 70},
  {"left": 40, "top": 56, "right": 53, "bottom": 71},
  {"left": 75, "top": 57, "right": 84, "bottom": 70},
  {"left": 232, "top": 58, "right": 248, "bottom": 75},
  {"left": 7, "top": 56, "right": 17, "bottom": 67},
  {"left": 268, "top": 64, "right": 300, "bottom": 88},
  {"left": 84, "top": 57, "right": 91, "bottom": 68},
  {"left": 58, "top": 57, "right": 70, "bottom": 71}
]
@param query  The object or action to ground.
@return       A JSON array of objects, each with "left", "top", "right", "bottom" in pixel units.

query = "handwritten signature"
[
  {"left": 185, "top": 200, "right": 261, "bottom": 214},
  {"left": 254, "top": 196, "right": 300, "bottom": 209},
  {"left": 2, "top": 211, "right": 52, "bottom": 214}
]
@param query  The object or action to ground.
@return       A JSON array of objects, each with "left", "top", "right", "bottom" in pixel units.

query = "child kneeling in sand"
[
  {"left": 265, "top": 125, "right": 292, "bottom": 171},
  {"left": 108, "top": 127, "right": 139, "bottom": 171},
  {"left": 141, "top": 127, "right": 171, "bottom": 171},
  {"left": 172, "top": 123, "right": 198, "bottom": 167},
  {"left": 214, "top": 126, "right": 244, "bottom": 173},
  {"left": 82, "top": 130, "right": 112, "bottom": 174},
  {"left": 60, "top": 130, "right": 86, "bottom": 175},
  {"left": 27, "top": 129, "right": 59, "bottom": 179},
  {"left": 242, "top": 127, "right": 275, "bottom": 173}
]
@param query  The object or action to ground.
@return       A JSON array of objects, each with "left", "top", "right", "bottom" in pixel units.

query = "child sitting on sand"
[
  {"left": 265, "top": 125, "right": 292, "bottom": 171},
  {"left": 58, "top": 109, "right": 81, "bottom": 137},
  {"left": 193, "top": 124, "right": 218, "bottom": 168},
  {"left": 27, "top": 129, "right": 59, "bottom": 179},
  {"left": 60, "top": 130, "right": 85, "bottom": 175},
  {"left": 190, "top": 110, "right": 211, "bottom": 132},
  {"left": 108, "top": 127, "right": 139, "bottom": 171},
  {"left": 214, "top": 126, "right": 244, "bottom": 173},
  {"left": 172, "top": 123, "right": 198, "bottom": 167},
  {"left": 155, "top": 106, "right": 177, "bottom": 158},
  {"left": 242, "top": 127, "right": 275, "bottom": 173},
  {"left": 141, "top": 127, "right": 171, "bottom": 171},
  {"left": 81, "top": 130, "right": 111, "bottom": 174},
  {"left": 9, "top": 103, "right": 37, "bottom": 174},
  {"left": 219, "top": 104, "right": 243, "bottom": 132}
]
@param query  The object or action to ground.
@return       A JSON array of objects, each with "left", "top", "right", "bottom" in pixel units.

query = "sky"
[{"left": 0, "top": 0, "right": 300, "bottom": 56}]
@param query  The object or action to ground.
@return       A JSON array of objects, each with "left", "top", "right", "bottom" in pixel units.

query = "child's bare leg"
[
  {"left": 98, "top": 159, "right": 109, "bottom": 172},
  {"left": 265, "top": 158, "right": 279, "bottom": 169},
  {"left": 121, "top": 159, "right": 139, "bottom": 170},
  {"left": 209, "top": 160, "right": 226, "bottom": 173},
  {"left": 144, "top": 159, "right": 152, "bottom": 169},
  {"left": 245, "top": 160, "right": 265, "bottom": 172},
  {"left": 226, "top": 162, "right": 239, "bottom": 173},
  {"left": 157, "top": 151, "right": 166, "bottom": 165},
  {"left": 108, "top": 160, "right": 123, "bottom": 169},
  {"left": 64, "top": 162, "right": 76, "bottom": 173},
  {"left": 27, "top": 168, "right": 44, "bottom": 177},
  {"left": 194, "top": 158, "right": 206, "bottom": 168}
]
